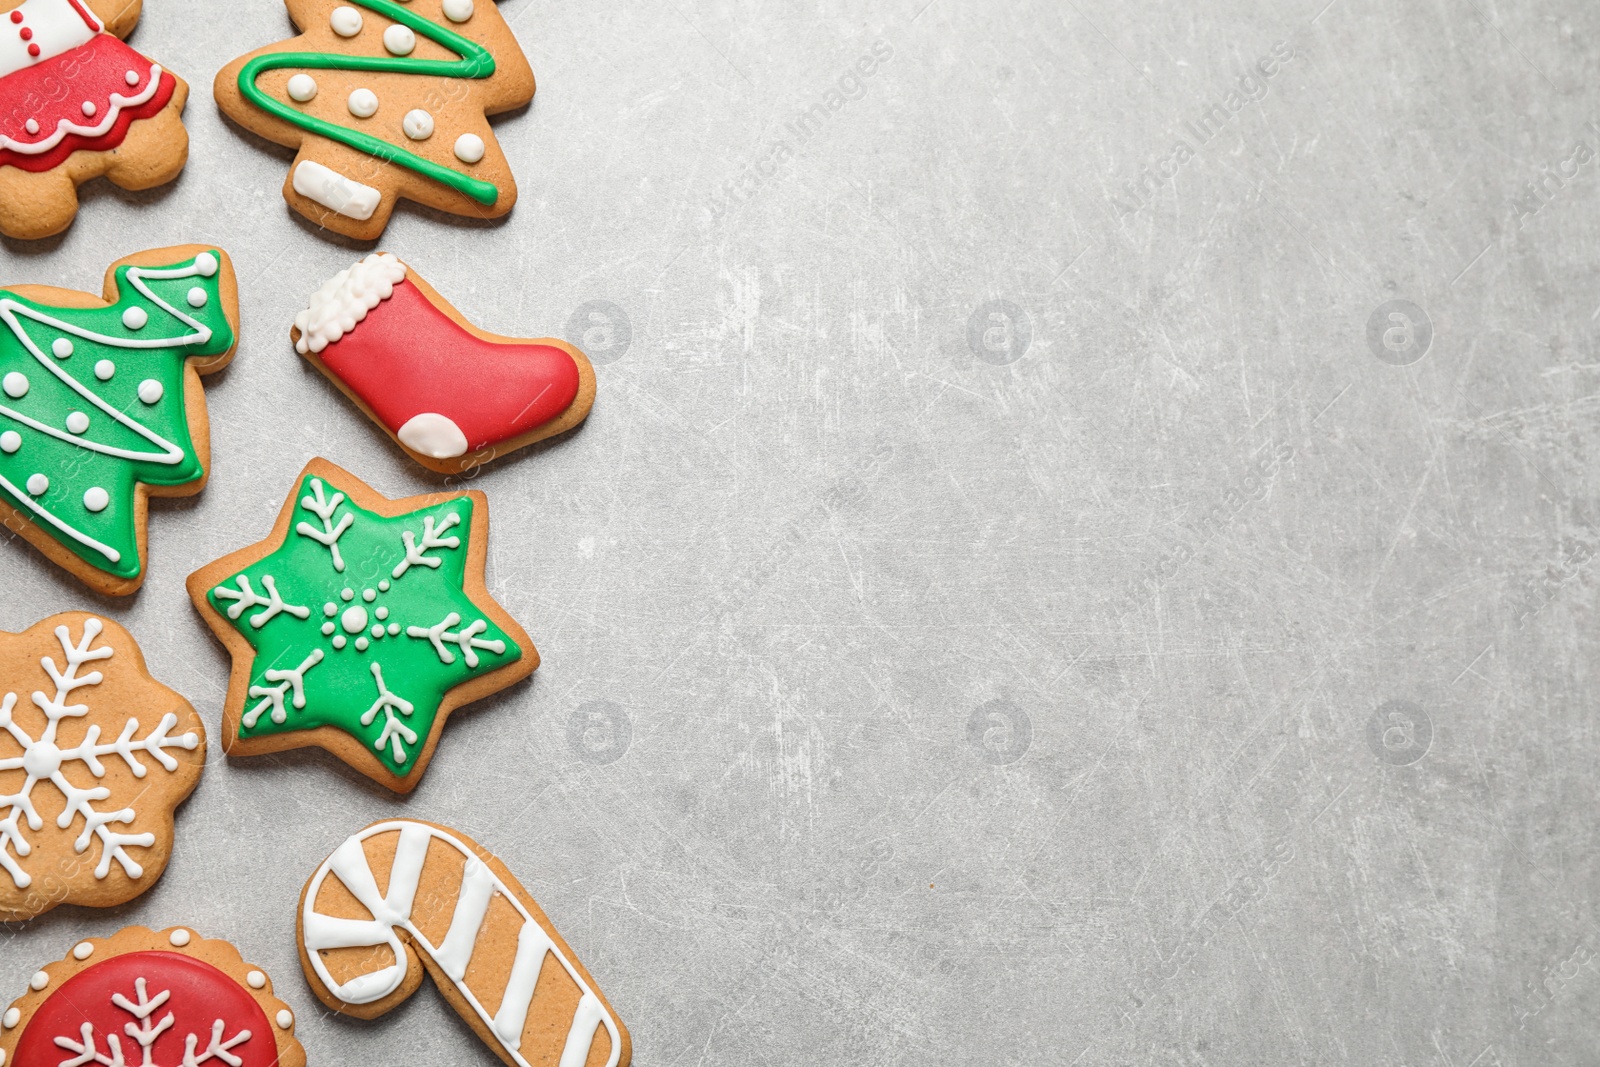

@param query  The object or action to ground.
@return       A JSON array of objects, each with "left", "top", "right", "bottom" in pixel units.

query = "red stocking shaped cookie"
[
  {"left": 0, "top": 0, "right": 191, "bottom": 240},
  {"left": 293, "top": 254, "right": 595, "bottom": 473},
  {"left": 1, "top": 927, "right": 306, "bottom": 1067}
]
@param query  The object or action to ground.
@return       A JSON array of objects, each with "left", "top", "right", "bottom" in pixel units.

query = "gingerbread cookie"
[
  {"left": 294, "top": 253, "right": 595, "bottom": 473},
  {"left": 0, "top": 926, "right": 305, "bottom": 1067},
  {"left": 0, "top": 613, "right": 205, "bottom": 923},
  {"left": 215, "top": 0, "right": 536, "bottom": 240},
  {"left": 0, "top": 246, "right": 240, "bottom": 595},
  {"left": 299, "top": 819, "right": 631, "bottom": 1067},
  {"left": 0, "top": 0, "right": 192, "bottom": 241},
  {"left": 186, "top": 458, "right": 535, "bottom": 793}
]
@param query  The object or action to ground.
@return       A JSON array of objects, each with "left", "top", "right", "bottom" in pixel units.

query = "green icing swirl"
[{"left": 238, "top": 0, "right": 501, "bottom": 206}]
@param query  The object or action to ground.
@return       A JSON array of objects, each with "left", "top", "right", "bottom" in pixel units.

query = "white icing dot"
[
  {"left": 24, "top": 119, "right": 38, "bottom": 135},
  {"left": 375, "top": 606, "right": 389, "bottom": 620},
  {"left": 247, "top": 970, "right": 266, "bottom": 989},
  {"left": 195, "top": 251, "right": 219, "bottom": 277},
  {"left": 123, "top": 306, "right": 148, "bottom": 330},
  {"left": 348, "top": 88, "right": 379, "bottom": 119},
  {"left": 187, "top": 286, "right": 208, "bottom": 308},
  {"left": 384, "top": 23, "right": 416, "bottom": 55},
  {"left": 355, "top": 637, "right": 370, "bottom": 651},
  {"left": 138, "top": 379, "right": 164, "bottom": 404},
  {"left": 0, "top": 431, "right": 18, "bottom": 453},
  {"left": 379, "top": 579, "right": 390, "bottom": 591},
  {"left": 402, "top": 108, "right": 434, "bottom": 141},
  {"left": 181, "top": 732, "right": 199, "bottom": 748},
  {"left": 29, "top": 971, "right": 48, "bottom": 990},
  {"left": 324, "top": 602, "right": 337, "bottom": 616},
  {"left": 276, "top": 1010, "right": 293, "bottom": 1029},
  {"left": 81, "top": 101, "right": 96, "bottom": 117},
  {"left": 341, "top": 588, "right": 354, "bottom": 601},
  {"left": 387, "top": 623, "right": 400, "bottom": 636},
  {"left": 332, "top": 635, "right": 348, "bottom": 650},
  {"left": 25, "top": 474, "right": 46, "bottom": 496},
  {"left": 52, "top": 338, "right": 72, "bottom": 358},
  {"left": 442, "top": 0, "right": 474, "bottom": 22},
  {"left": 362, "top": 588, "right": 376, "bottom": 602},
  {"left": 66, "top": 411, "right": 89, "bottom": 434},
  {"left": 126, "top": 69, "right": 139, "bottom": 86},
  {"left": 341, "top": 605, "right": 368, "bottom": 633},
  {"left": 330, "top": 5, "right": 363, "bottom": 35},
  {"left": 454, "top": 133, "right": 485, "bottom": 164},
  {"left": 287, "top": 73, "right": 318, "bottom": 102},
  {"left": 322, "top": 622, "right": 335, "bottom": 636},
  {"left": 73, "top": 942, "right": 93, "bottom": 960},
  {"left": 370, "top": 624, "right": 384, "bottom": 638},
  {"left": 168, "top": 929, "right": 191, "bottom": 947},
  {"left": 2, "top": 1006, "right": 18, "bottom": 1027},
  {"left": 83, "top": 487, "right": 109, "bottom": 512},
  {"left": 2, "top": 371, "right": 27, "bottom": 398},
  {"left": 94, "top": 359, "right": 114, "bottom": 380}
]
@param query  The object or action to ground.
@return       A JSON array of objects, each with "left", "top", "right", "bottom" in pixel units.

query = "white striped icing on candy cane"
[{"left": 301, "top": 820, "right": 622, "bottom": 1067}]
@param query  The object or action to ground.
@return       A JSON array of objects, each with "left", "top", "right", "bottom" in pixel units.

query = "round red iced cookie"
[{"left": 13, "top": 951, "right": 276, "bottom": 1067}]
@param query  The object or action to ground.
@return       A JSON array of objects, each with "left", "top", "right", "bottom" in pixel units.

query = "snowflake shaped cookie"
[
  {"left": 1, "top": 926, "right": 305, "bottom": 1067},
  {"left": 0, "top": 613, "right": 205, "bottom": 922},
  {"left": 187, "top": 458, "right": 535, "bottom": 792}
]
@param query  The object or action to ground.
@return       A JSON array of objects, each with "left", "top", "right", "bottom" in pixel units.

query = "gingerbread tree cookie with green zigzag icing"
[
  {"left": 215, "top": 0, "right": 535, "bottom": 240},
  {"left": 0, "top": 246, "right": 239, "bottom": 595},
  {"left": 186, "top": 458, "right": 536, "bottom": 793}
]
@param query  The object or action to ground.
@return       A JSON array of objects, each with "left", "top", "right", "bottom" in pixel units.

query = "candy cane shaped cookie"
[{"left": 298, "top": 819, "right": 630, "bottom": 1067}]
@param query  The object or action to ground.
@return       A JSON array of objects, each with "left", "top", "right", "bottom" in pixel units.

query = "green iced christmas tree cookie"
[{"left": 0, "top": 247, "right": 239, "bottom": 592}]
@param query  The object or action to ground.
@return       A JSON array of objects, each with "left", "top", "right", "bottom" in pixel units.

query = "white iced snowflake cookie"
[
  {"left": 0, "top": 926, "right": 305, "bottom": 1067},
  {"left": 0, "top": 614, "right": 205, "bottom": 922}
]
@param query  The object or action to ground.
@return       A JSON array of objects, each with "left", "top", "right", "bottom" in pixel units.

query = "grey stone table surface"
[{"left": 1, "top": 0, "right": 1597, "bottom": 1063}]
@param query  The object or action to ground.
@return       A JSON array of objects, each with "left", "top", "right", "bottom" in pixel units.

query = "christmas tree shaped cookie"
[
  {"left": 187, "top": 458, "right": 535, "bottom": 793},
  {"left": 0, "top": 0, "right": 193, "bottom": 240},
  {"left": 215, "top": 0, "right": 536, "bottom": 240},
  {"left": 0, "top": 246, "right": 240, "bottom": 594},
  {"left": 295, "top": 253, "right": 595, "bottom": 473}
]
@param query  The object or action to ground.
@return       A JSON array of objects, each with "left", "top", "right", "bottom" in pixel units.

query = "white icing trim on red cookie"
[
  {"left": 397, "top": 413, "right": 468, "bottom": 459},
  {"left": 0, "top": 62, "right": 164, "bottom": 156},
  {"left": 292, "top": 160, "right": 382, "bottom": 222},
  {"left": 293, "top": 253, "right": 407, "bottom": 355}
]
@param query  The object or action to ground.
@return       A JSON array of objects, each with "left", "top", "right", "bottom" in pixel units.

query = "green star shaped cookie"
[{"left": 187, "top": 459, "right": 535, "bottom": 791}]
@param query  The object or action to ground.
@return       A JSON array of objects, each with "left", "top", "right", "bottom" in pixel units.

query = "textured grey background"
[{"left": 1, "top": 0, "right": 1597, "bottom": 1063}]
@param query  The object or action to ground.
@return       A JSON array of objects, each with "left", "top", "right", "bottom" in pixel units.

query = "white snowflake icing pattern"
[
  {"left": 213, "top": 482, "right": 508, "bottom": 767},
  {"left": 407, "top": 612, "right": 506, "bottom": 667},
  {"left": 53, "top": 975, "right": 253, "bottom": 1067},
  {"left": 294, "top": 477, "right": 352, "bottom": 572},
  {"left": 392, "top": 512, "right": 460, "bottom": 578},
  {"left": 361, "top": 663, "right": 417, "bottom": 764},
  {"left": 0, "top": 619, "right": 200, "bottom": 889}
]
